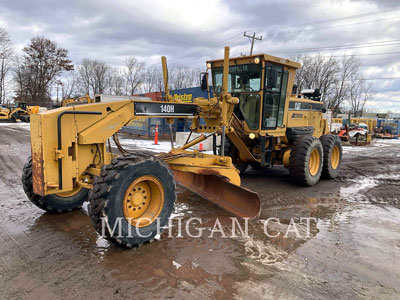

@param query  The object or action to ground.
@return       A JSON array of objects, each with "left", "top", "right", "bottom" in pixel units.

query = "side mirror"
[
  {"left": 200, "top": 72, "right": 208, "bottom": 90},
  {"left": 266, "top": 67, "right": 277, "bottom": 89}
]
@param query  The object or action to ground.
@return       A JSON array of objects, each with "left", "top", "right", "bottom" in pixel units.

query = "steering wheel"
[{"left": 245, "top": 86, "right": 255, "bottom": 92}]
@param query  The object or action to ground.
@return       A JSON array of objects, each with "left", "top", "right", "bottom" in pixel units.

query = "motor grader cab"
[
  {"left": 22, "top": 47, "right": 342, "bottom": 248},
  {"left": 205, "top": 54, "right": 342, "bottom": 186}
]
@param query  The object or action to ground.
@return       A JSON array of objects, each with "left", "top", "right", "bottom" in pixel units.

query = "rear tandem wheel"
[
  {"left": 21, "top": 156, "right": 88, "bottom": 212},
  {"left": 320, "top": 134, "right": 343, "bottom": 179},
  {"left": 288, "top": 136, "right": 324, "bottom": 186}
]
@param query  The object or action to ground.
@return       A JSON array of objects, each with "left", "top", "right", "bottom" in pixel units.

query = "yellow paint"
[
  {"left": 173, "top": 94, "right": 193, "bottom": 102},
  {"left": 30, "top": 47, "right": 336, "bottom": 200},
  {"left": 308, "top": 148, "right": 320, "bottom": 176},
  {"left": 123, "top": 176, "right": 164, "bottom": 227},
  {"left": 331, "top": 145, "right": 340, "bottom": 170}
]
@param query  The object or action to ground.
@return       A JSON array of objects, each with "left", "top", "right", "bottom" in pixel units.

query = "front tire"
[
  {"left": 88, "top": 153, "right": 176, "bottom": 247},
  {"left": 320, "top": 134, "right": 342, "bottom": 179},
  {"left": 22, "top": 157, "right": 88, "bottom": 212},
  {"left": 289, "top": 136, "right": 323, "bottom": 186}
]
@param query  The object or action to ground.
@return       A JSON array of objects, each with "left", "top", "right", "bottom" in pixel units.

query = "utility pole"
[{"left": 243, "top": 32, "right": 262, "bottom": 55}]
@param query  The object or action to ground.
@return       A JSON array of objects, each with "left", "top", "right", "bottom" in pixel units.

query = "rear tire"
[
  {"left": 22, "top": 157, "right": 88, "bottom": 212},
  {"left": 320, "top": 134, "right": 342, "bottom": 179},
  {"left": 289, "top": 136, "right": 323, "bottom": 186},
  {"left": 88, "top": 153, "right": 176, "bottom": 248},
  {"left": 286, "top": 126, "right": 315, "bottom": 144}
]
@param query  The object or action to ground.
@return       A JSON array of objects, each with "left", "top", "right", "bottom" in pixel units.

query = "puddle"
[{"left": 340, "top": 173, "right": 400, "bottom": 203}]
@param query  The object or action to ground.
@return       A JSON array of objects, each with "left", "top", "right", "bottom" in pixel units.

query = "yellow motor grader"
[
  {"left": 0, "top": 102, "right": 31, "bottom": 122},
  {"left": 22, "top": 47, "right": 342, "bottom": 247},
  {"left": 61, "top": 94, "right": 94, "bottom": 107}
]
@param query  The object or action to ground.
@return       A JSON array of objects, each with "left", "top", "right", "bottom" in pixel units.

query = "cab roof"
[{"left": 207, "top": 53, "right": 301, "bottom": 69}]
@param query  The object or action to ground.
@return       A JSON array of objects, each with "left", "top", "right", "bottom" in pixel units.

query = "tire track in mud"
[
  {"left": 0, "top": 125, "right": 121, "bottom": 299},
  {"left": 1, "top": 124, "right": 400, "bottom": 299}
]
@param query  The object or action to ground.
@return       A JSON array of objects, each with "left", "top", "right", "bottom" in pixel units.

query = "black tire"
[
  {"left": 250, "top": 163, "right": 268, "bottom": 170},
  {"left": 320, "top": 134, "right": 342, "bottom": 179},
  {"left": 21, "top": 156, "right": 88, "bottom": 212},
  {"left": 219, "top": 138, "right": 248, "bottom": 173},
  {"left": 88, "top": 153, "right": 176, "bottom": 247},
  {"left": 289, "top": 136, "right": 323, "bottom": 186},
  {"left": 286, "top": 126, "right": 315, "bottom": 144}
]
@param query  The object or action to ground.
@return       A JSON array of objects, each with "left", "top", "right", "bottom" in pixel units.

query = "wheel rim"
[
  {"left": 123, "top": 176, "right": 164, "bottom": 228},
  {"left": 331, "top": 145, "right": 340, "bottom": 170},
  {"left": 308, "top": 148, "right": 320, "bottom": 176},
  {"left": 55, "top": 187, "right": 82, "bottom": 198}
]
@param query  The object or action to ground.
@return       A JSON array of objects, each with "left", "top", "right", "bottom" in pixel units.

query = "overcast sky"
[{"left": 0, "top": 0, "right": 399, "bottom": 112}]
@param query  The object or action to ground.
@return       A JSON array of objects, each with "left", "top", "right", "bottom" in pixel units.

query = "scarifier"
[{"left": 21, "top": 47, "right": 342, "bottom": 247}]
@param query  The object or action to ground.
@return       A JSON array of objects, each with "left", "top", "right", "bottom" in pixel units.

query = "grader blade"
[{"left": 173, "top": 170, "right": 261, "bottom": 219}]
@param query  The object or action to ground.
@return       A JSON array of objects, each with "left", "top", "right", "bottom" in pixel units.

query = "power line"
[
  {"left": 328, "top": 51, "right": 400, "bottom": 57},
  {"left": 164, "top": 16, "right": 400, "bottom": 66},
  {"left": 263, "top": 39, "right": 400, "bottom": 55},
  {"left": 357, "top": 77, "right": 400, "bottom": 81},
  {"left": 147, "top": 6, "right": 400, "bottom": 67},
  {"left": 247, "top": 5, "right": 400, "bottom": 33},
  {"left": 257, "top": 16, "right": 400, "bottom": 41},
  {"left": 243, "top": 32, "right": 263, "bottom": 55},
  {"left": 166, "top": 32, "right": 243, "bottom": 63}
]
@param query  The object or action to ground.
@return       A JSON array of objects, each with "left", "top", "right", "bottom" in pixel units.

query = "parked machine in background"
[
  {"left": 332, "top": 117, "right": 374, "bottom": 145},
  {"left": 0, "top": 102, "right": 31, "bottom": 122},
  {"left": 374, "top": 119, "right": 400, "bottom": 139},
  {"left": 22, "top": 47, "right": 342, "bottom": 248},
  {"left": 61, "top": 94, "right": 95, "bottom": 107}
]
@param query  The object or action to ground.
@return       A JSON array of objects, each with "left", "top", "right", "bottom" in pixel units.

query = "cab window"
[
  {"left": 262, "top": 65, "right": 288, "bottom": 129},
  {"left": 212, "top": 64, "right": 262, "bottom": 94}
]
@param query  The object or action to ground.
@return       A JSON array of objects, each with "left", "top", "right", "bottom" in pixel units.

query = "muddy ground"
[{"left": 0, "top": 123, "right": 399, "bottom": 300}]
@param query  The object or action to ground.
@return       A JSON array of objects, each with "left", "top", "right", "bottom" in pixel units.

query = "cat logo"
[{"left": 291, "top": 113, "right": 303, "bottom": 119}]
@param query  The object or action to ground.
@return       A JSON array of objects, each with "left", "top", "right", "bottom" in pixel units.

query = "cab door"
[{"left": 262, "top": 64, "right": 288, "bottom": 130}]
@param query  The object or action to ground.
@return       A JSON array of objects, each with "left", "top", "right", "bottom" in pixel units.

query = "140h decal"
[{"left": 160, "top": 104, "right": 174, "bottom": 113}]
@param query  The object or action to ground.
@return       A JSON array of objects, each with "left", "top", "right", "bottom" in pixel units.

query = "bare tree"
[
  {"left": 348, "top": 77, "right": 372, "bottom": 117},
  {"left": 154, "top": 68, "right": 164, "bottom": 92},
  {"left": 330, "top": 56, "right": 360, "bottom": 115},
  {"left": 106, "top": 67, "right": 125, "bottom": 95},
  {"left": 294, "top": 54, "right": 339, "bottom": 104},
  {"left": 124, "top": 56, "right": 145, "bottom": 95},
  {"left": 77, "top": 58, "right": 109, "bottom": 96},
  {"left": 77, "top": 59, "right": 91, "bottom": 95},
  {"left": 142, "top": 65, "right": 159, "bottom": 93},
  {"left": 60, "top": 70, "right": 80, "bottom": 99},
  {"left": 14, "top": 37, "right": 73, "bottom": 106},
  {"left": 105, "top": 67, "right": 115, "bottom": 95},
  {"left": 170, "top": 67, "right": 197, "bottom": 90},
  {"left": 294, "top": 54, "right": 362, "bottom": 116},
  {"left": 0, "top": 28, "right": 13, "bottom": 105}
]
